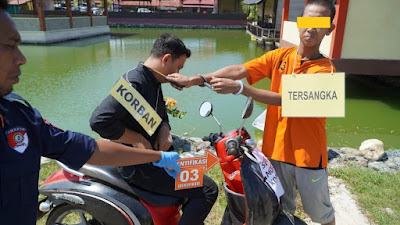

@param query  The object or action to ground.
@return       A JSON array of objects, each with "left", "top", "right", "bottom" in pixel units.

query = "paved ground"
[{"left": 304, "top": 176, "right": 373, "bottom": 225}]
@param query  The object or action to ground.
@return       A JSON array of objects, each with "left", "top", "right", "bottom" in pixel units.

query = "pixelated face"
[
  {"left": 0, "top": 10, "right": 26, "bottom": 97},
  {"left": 299, "top": 4, "right": 335, "bottom": 48}
]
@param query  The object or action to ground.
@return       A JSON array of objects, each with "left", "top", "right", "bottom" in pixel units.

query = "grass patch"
[
  {"left": 205, "top": 166, "right": 227, "bottom": 224},
  {"left": 39, "top": 160, "right": 60, "bottom": 186},
  {"left": 330, "top": 166, "right": 400, "bottom": 225}
]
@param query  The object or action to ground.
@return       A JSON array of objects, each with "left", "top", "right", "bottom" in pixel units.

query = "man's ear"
[
  {"left": 161, "top": 54, "right": 172, "bottom": 65},
  {"left": 327, "top": 23, "right": 336, "bottom": 36}
]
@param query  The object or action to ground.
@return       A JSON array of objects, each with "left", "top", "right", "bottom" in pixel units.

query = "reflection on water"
[
  {"left": 16, "top": 28, "right": 400, "bottom": 149},
  {"left": 327, "top": 75, "right": 400, "bottom": 148}
]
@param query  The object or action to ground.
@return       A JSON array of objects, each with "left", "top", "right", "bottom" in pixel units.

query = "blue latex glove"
[{"left": 152, "top": 151, "right": 181, "bottom": 179}]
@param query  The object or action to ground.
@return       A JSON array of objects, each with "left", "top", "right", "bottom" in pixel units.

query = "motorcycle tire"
[{"left": 46, "top": 204, "right": 103, "bottom": 225}]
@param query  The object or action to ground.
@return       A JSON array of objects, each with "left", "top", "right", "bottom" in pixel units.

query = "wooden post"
[
  {"left": 272, "top": 0, "right": 278, "bottom": 28},
  {"left": 330, "top": 0, "right": 349, "bottom": 59},
  {"left": 86, "top": 0, "right": 93, "bottom": 26},
  {"left": 32, "top": 0, "right": 38, "bottom": 14},
  {"left": 103, "top": 0, "right": 109, "bottom": 24},
  {"left": 35, "top": 0, "right": 46, "bottom": 31},
  {"left": 280, "top": 0, "right": 290, "bottom": 39},
  {"left": 66, "top": 0, "right": 73, "bottom": 28},
  {"left": 261, "top": 0, "right": 265, "bottom": 27}
]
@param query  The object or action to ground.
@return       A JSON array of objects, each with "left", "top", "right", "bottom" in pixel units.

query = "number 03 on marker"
[{"left": 175, "top": 167, "right": 204, "bottom": 190}]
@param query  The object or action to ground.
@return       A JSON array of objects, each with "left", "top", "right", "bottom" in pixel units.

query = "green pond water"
[{"left": 15, "top": 28, "right": 400, "bottom": 149}]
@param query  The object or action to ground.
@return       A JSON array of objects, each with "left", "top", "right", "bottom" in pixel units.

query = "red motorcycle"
[
  {"left": 198, "top": 97, "right": 306, "bottom": 225},
  {"left": 37, "top": 97, "right": 305, "bottom": 225}
]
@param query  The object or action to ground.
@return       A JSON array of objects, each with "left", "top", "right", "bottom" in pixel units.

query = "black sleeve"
[
  {"left": 162, "top": 109, "right": 170, "bottom": 127},
  {"left": 159, "top": 90, "right": 170, "bottom": 128},
  {"left": 37, "top": 110, "right": 96, "bottom": 170},
  {"left": 89, "top": 94, "right": 129, "bottom": 140}
]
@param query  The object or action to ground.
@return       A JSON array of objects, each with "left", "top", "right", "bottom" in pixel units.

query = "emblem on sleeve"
[{"left": 6, "top": 127, "right": 29, "bottom": 153}]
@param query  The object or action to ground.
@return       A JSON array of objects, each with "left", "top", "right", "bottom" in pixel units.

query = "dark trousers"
[{"left": 129, "top": 163, "right": 218, "bottom": 225}]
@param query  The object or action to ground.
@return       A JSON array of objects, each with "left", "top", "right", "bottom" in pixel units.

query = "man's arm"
[
  {"left": 210, "top": 77, "right": 282, "bottom": 106},
  {"left": 40, "top": 116, "right": 179, "bottom": 177},
  {"left": 87, "top": 140, "right": 181, "bottom": 179},
  {"left": 112, "top": 128, "right": 152, "bottom": 149},
  {"left": 167, "top": 64, "right": 281, "bottom": 106},
  {"left": 154, "top": 122, "right": 172, "bottom": 151},
  {"left": 166, "top": 65, "right": 249, "bottom": 88},
  {"left": 87, "top": 140, "right": 160, "bottom": 166}
]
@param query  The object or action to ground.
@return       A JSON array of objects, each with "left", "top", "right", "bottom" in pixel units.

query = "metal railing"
[{"left": 246, "top": 22, "right": 280, "bottom": 41}]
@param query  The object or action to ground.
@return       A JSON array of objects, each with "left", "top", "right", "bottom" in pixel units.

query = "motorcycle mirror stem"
[
  {"left": 237, "top": 97, "right": 254, "bottom": 140},
  {"left": 237, "top": 118, "right": 248, "bottom": 141},
  {"left": 199, "top": 101, "right": 223, "bottom": 134},
  {"left": 212, "top": 114, "right": 223, "bottom": 134}
]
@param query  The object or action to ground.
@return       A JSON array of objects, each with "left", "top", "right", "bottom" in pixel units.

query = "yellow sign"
[
  {"left": 110, "top": 77, "right": 162, "bottom": 136},
  {"left": 297, "top": 17, "right": 331, "bottom": 28},
  {"left": 281, "top": 73, "right": 345, "bottom": 117}
]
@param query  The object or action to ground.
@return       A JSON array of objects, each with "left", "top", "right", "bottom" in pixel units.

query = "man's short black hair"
[
  {"left": 150, "top": 33, "right": 191, "bottom": 60},
  {"left": 302, "top": 0, "right": 336, "bottom": 23},
  {"left": 0, "top": 0, "right": 9, "bottom": 10}
]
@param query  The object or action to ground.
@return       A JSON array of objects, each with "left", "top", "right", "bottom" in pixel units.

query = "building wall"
[
  {"left": 218, "top": 0, "right": 242, "bottom": 14},
  {"left": 45, "top": 17, "right": 71, "bottom": 30},
  {"left": 276, "top": 0, "right": 304, "bottom": 29},
  {"left": 72, "top": 17, "right": 91, "bottom": 28},
  {"left": 93, "top": 16, "right": 108, "bottom": 26},
  {"left": 12, "top": 16, "right": 108, "bottom": 31},
  {"left": 13, "top": 17, "right": 41, "bottom": 31},
  {"left": 340, "top": 0, "right": 400, "bottom": 60}
]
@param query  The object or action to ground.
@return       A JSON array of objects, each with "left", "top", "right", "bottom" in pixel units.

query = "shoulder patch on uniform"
[{"left": 6, "top": 127, "right": 29, "bottom": 154}]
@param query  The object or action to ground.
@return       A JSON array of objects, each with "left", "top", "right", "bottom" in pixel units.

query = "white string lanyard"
[
  {"left": 124, "top": 70, "right": 160, "bottom": 112},
  {"left": 291, "top": 49, "right": 334, "bottom": 76}
]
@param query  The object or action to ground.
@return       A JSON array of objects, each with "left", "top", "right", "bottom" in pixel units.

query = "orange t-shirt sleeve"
[{"left": 243, "top": 50, "right": 277, "bottom": 85}]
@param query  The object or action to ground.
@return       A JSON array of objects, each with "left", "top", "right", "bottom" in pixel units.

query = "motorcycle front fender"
[{"left": 240, "top": 153, "right": 280, "bottom": 225}]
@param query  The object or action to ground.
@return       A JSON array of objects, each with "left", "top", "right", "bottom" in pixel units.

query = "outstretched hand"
[
  {"left": 166, "top": 73, "right": 191, "bottom": 90},
  {"left": 210, "top": 77, "right": 241, "bottom": 94},
  {"left": 153, "top": 151, "right": 182, "bottom": 179}
]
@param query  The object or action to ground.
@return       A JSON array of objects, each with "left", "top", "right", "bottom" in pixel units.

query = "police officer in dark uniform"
[{"left": 0, "top": 3, "right": 181, "bottom": 224}]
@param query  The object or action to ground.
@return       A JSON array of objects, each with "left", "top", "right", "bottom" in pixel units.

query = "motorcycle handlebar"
[{"left": 203, "top": 133, "right": 220, "bottom": 146}]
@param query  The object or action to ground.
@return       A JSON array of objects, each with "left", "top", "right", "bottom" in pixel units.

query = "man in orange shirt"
[{"left": 167, "top": 0, "right": 337, "bottom": 224}]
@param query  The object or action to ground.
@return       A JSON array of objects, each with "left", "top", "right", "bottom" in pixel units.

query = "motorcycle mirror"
[
  {"left": 241, "top": 97, "right": 254, "bottom": 119},
  {"left": 199, "top": 101, "right": 213, "bottom": 118}
]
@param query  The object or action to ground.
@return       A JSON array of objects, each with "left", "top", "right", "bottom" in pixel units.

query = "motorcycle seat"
[{"left": 79, "top": 164, "right": 186, "bottom": 206}]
